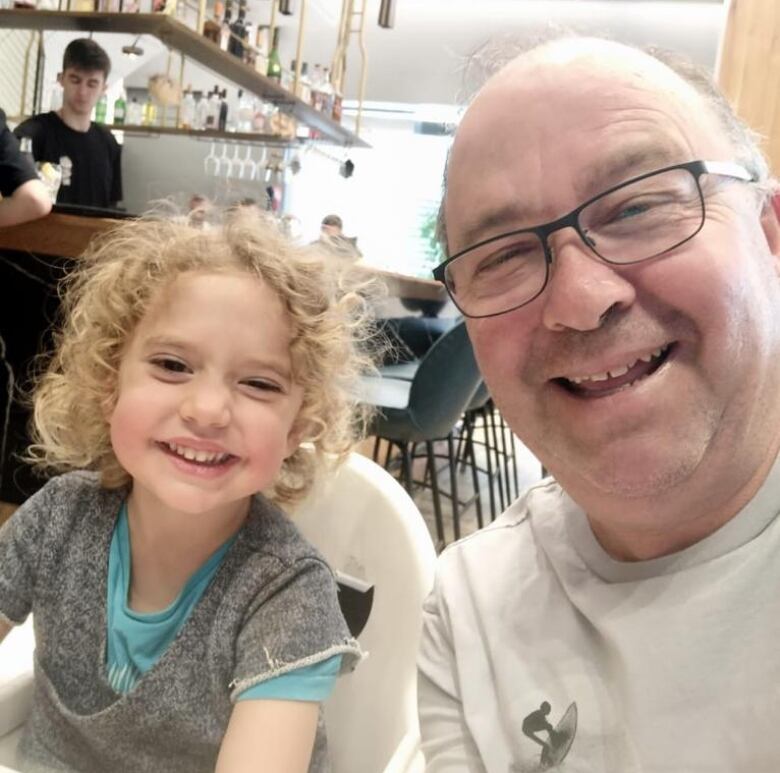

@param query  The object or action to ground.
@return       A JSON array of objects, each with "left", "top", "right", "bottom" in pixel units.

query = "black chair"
[{"left": 360, "top": 321, "right": 483, "bottom": 549}]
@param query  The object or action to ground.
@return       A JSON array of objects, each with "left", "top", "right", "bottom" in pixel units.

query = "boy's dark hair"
[
  {"left": 62, "top": 38, "right": 111, "bottom": 78},
  {"left": 321, "top": 214, "right": 343, "bottom": 229}
]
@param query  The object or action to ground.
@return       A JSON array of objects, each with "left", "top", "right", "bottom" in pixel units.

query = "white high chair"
[
  {"left": 0, "top": 617, "right": 34, "bottom": 771},
  {"left": 294, "top": 452, "right": 437, "bottom": 773}
]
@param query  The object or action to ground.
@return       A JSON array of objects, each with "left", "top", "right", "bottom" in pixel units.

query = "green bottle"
[
  {"left": 113, "top": 92, "right": 127, "bottom": 125},
  {"left": 266, "top": 27, "right": 282, "bottom": 84},
  {"left": 95, "top": 93, "right": 108, "bottom": 123}
]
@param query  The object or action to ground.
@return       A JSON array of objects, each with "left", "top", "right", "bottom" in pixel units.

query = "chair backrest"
[
  {"left": 294, "top": 453, "right": 436, "bottom": 773},
  {"left": 407, "top": 320, "right": 482, "bottom": 439}
]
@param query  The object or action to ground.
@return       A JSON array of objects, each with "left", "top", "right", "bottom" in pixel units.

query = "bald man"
[{"left": 419, "top": 38, "right": 780, "bottom": 771}]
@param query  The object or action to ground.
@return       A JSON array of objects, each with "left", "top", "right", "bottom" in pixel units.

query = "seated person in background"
[
  {"left": 15, "top": 38, "right": 122, "bottom": 209},
  {"left": 186, "top": 193, "right": 211, "bottom": 228},
  {"left": 318, "top": 213, "right": 363, "bottom": 260},
  {"left": 0, "top": 107, "right": 51, "bottom": 226},
  {"left": 0, "top": 213, "right": 377, "bottom": 772},
  {"left": 419, "top": 35, "right": 780, "bottom": 771}
]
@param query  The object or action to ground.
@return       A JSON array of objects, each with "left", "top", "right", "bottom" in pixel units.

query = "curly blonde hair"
[{"left": 27, "top": 213, "right": 379, "bottom": 506}]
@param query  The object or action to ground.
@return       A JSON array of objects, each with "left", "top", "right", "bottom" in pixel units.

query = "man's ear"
[
  {"left": 56, "top": 71, "right": 63, "bottom": 87},
  {"left": 760, "top": 191, "right": 780, "bottom": 261}
]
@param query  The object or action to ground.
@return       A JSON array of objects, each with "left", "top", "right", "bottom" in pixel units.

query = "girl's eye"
[
  {"left": 242, "top": 379, "right": 283, "bottom": 394},
  {"left": 150, "top": 357, "right": 190, "bottom": 374}
]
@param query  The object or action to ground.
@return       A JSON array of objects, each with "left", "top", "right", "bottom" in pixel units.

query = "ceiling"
[{"left": 41, "top": 0, "right": 727, "bottom": 107}]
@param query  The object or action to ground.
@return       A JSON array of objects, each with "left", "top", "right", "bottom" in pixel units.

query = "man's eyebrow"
[
  {"left": 580, "top": 145, "right": 684, "bottom": 197},
  {"left": 454, "top": 204, "right": 526, "bottom": 254},
  {"left": 452, "top": 144, "right": 686, "bottom": 253}
]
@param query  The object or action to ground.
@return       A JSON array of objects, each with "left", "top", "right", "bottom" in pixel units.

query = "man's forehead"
[{"left": 445, "top": 44, "right": 727, "bottom": 248}]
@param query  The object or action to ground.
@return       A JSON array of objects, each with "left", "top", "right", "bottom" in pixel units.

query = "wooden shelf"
[
  {"left": 0, "top": 9, "right": 368, "bottom": 148},
  {"left": 105, "top": 123, "right": 304, "bottom": 144}
]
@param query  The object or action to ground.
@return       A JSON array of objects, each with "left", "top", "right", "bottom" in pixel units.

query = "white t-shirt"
[{"left": 418, "top": 457, "right": 780, "bottom": 772}]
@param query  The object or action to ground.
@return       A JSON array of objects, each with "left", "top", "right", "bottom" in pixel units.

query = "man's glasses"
[{"left": 433, "top": 160, "right": 756, "bottom": 319}]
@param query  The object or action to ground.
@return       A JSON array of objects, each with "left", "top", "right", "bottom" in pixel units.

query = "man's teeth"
[
  {"left": 568, "top": 346, "right": 667, "bottom": 385},
  {"left": 165, "top": 442, "right": 230, "bottom": 464}
]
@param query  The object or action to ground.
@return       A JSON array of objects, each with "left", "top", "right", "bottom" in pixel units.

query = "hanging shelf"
[{"left": 0, "top": 9, "right": 369, "bottom": 147}]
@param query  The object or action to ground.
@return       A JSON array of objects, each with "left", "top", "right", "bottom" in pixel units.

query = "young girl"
[{"left": 0, "top": 213, "right": 375, "bottom": 772}]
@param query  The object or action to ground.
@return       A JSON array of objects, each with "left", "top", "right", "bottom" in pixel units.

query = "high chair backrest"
[{"left": 294, "top": 452, "right": 436, "bottom": 773}]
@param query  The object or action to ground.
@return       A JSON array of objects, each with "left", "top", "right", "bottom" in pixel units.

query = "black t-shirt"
[
  {"left": 0, "top": 107, "right": 38, "bottom": 198},
  {"left": 14, "top": 111, "right": 122, "bottom": 208}
]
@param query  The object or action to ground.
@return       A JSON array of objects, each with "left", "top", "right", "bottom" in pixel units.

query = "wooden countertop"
[
  {"left": 0, "top": 211, "right": 123, "bottom": 258},
  {"left": 0, "top": 212, "right": 446, "bottom": 302}
]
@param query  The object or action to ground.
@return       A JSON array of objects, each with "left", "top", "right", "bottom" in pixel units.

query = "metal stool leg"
[{"left": 426, "top": 440, "right": 446, "bottom": 549}]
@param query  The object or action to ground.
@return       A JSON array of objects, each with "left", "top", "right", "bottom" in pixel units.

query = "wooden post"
[{"left": 716, "top": 0, "right": 780, "bottom": 174}]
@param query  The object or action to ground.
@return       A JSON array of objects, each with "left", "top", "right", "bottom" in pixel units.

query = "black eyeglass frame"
[{"left": 433, "top": 159, "right": 756, "bottom": 319}]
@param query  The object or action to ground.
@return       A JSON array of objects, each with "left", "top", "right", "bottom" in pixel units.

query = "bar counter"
[{"left": 0, "top": 211, "right": 446, "bottom": 302}]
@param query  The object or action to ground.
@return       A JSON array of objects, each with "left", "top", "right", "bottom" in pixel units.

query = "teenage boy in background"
[{"left": 15, "top": 38, "right": 122, "bottom": 209}]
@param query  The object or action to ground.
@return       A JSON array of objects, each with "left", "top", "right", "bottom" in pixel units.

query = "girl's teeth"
[
  {"left": 608, "top": 364, "right": 630, "bottom": 378},
  {"left": 167, "top": 442, "right": 229, "bottom": 464}
]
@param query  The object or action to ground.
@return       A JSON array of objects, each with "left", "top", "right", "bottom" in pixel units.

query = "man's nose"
[
  {"left": 541, "top": 230, "right": 635, "bottom": 332},
  {"left": 179, "top": 381, "right": 231, "bottom": 429}
]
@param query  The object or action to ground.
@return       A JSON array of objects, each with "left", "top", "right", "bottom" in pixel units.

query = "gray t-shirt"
[
  {"left": 0, "top": 471, "right": 362, "bottom": 773},
  {"left": 419, "top": 456, "right": 780, "bottom": 772}
]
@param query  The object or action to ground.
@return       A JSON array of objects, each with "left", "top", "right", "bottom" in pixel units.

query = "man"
[
  {"left": 15, "top": 38, "right": 122, "bottom": 209},
  {"left": 317, "top": 213, "right": 362, "bottom": 260},
  {"left": 418, "top": 37, "right": 780, "bottom": 772},
  {"left": 0, "top": 107, "right": 50, "bottom": 226}
]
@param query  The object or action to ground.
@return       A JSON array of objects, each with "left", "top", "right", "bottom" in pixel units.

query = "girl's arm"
[{"left": 215, "top": 699, "right": 319, "bottom": 773}]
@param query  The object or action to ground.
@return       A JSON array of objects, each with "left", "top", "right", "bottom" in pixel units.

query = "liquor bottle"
[
  {"left": 296, "top": 61, "right": 311, "bottom": 104},
  {"left": 243, "top": 21, "right": 255, "bottom": 66},
  {"left": 220, "top": 0, "right": 233, "bottom": 51},
  {"left": 202, "top": 0, "right": 221, "bottom": 44},
  {"left": 284, "top": 59, "right": 296, "bottom": 93},
  {"left": 331, "top": 75, "right": 343, "bottom": 123},
  {"left": 237, "top": 89, "right": 253, "bottom": 132},
  {"left": 228, "top": 7, "right": 246, "bottom": 59},
  {"left": 179, "top": 87, "right": 195, "bottom": 129},
  {"left": 254, "top": 26, "right": 269, "bottom": 76},
  {"left": 266, "top": 27, "right": 282, "bottom": 84},
  {"left": 127, "top": 97, "right": 143, "bottom": 124},
  {"left": 218, "top": 89, "right": 228, "bottom": 131},
  {"left": 205, "top": 86, "right": 220, "bottom": 129},
  {"left": 142, "top": 95, "right": 157, "bottom": 126},
  {"left": 194, "top": 91, "right": 209, "bottom": 130},
  {"left": 113, "top": 91, "right": 127, "bottom": 125},
  {"left": 310, "top": 64, "right": 323, "bottom": 110},
  {"left": 320, "top": 67, "right": 335, "bottom": 116},
  {"left": 94, "top": 93, "right": 108, "bottom": 123}
]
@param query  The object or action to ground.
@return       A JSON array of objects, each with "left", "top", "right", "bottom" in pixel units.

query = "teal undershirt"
[{"left": 105, "top": 503, "right": 341, "bottom": 701}]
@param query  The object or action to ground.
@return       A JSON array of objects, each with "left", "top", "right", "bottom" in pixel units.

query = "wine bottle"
[
  {"left": 266, "top": 27, "right": 282, "bottom": 84},
  {"left": 113, "top": 92, "right": 127, "bottom": 125},
  {"left": 94, "top": 94, "right": 108, "bottom": 123}
]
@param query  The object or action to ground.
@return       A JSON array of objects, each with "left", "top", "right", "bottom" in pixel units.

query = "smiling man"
[
  {"left": 15, "top": 38, "right": 122, "bottom": 209},
  {"left": 418, "top": 38, "right": 780, "bottom": 772}
]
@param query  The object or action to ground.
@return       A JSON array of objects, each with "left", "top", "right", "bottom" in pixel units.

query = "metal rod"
[
  {"left": 330, "top": 0, "right": 351, "bottom": 93},
  {"left": 196, "top": 0, "right": 206, "bottom": 34},
  {"left": 268, "top": 0, "right": 278, "bottom": 62},
  {"left": 292, "top": 0, "right": 307, "bottom": 96},
  {"left": 176, "top": 50, "right": 185, "bottom": 128},
  {"left": 354, "top": 0, "right": 368, "bottom": 136}
]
